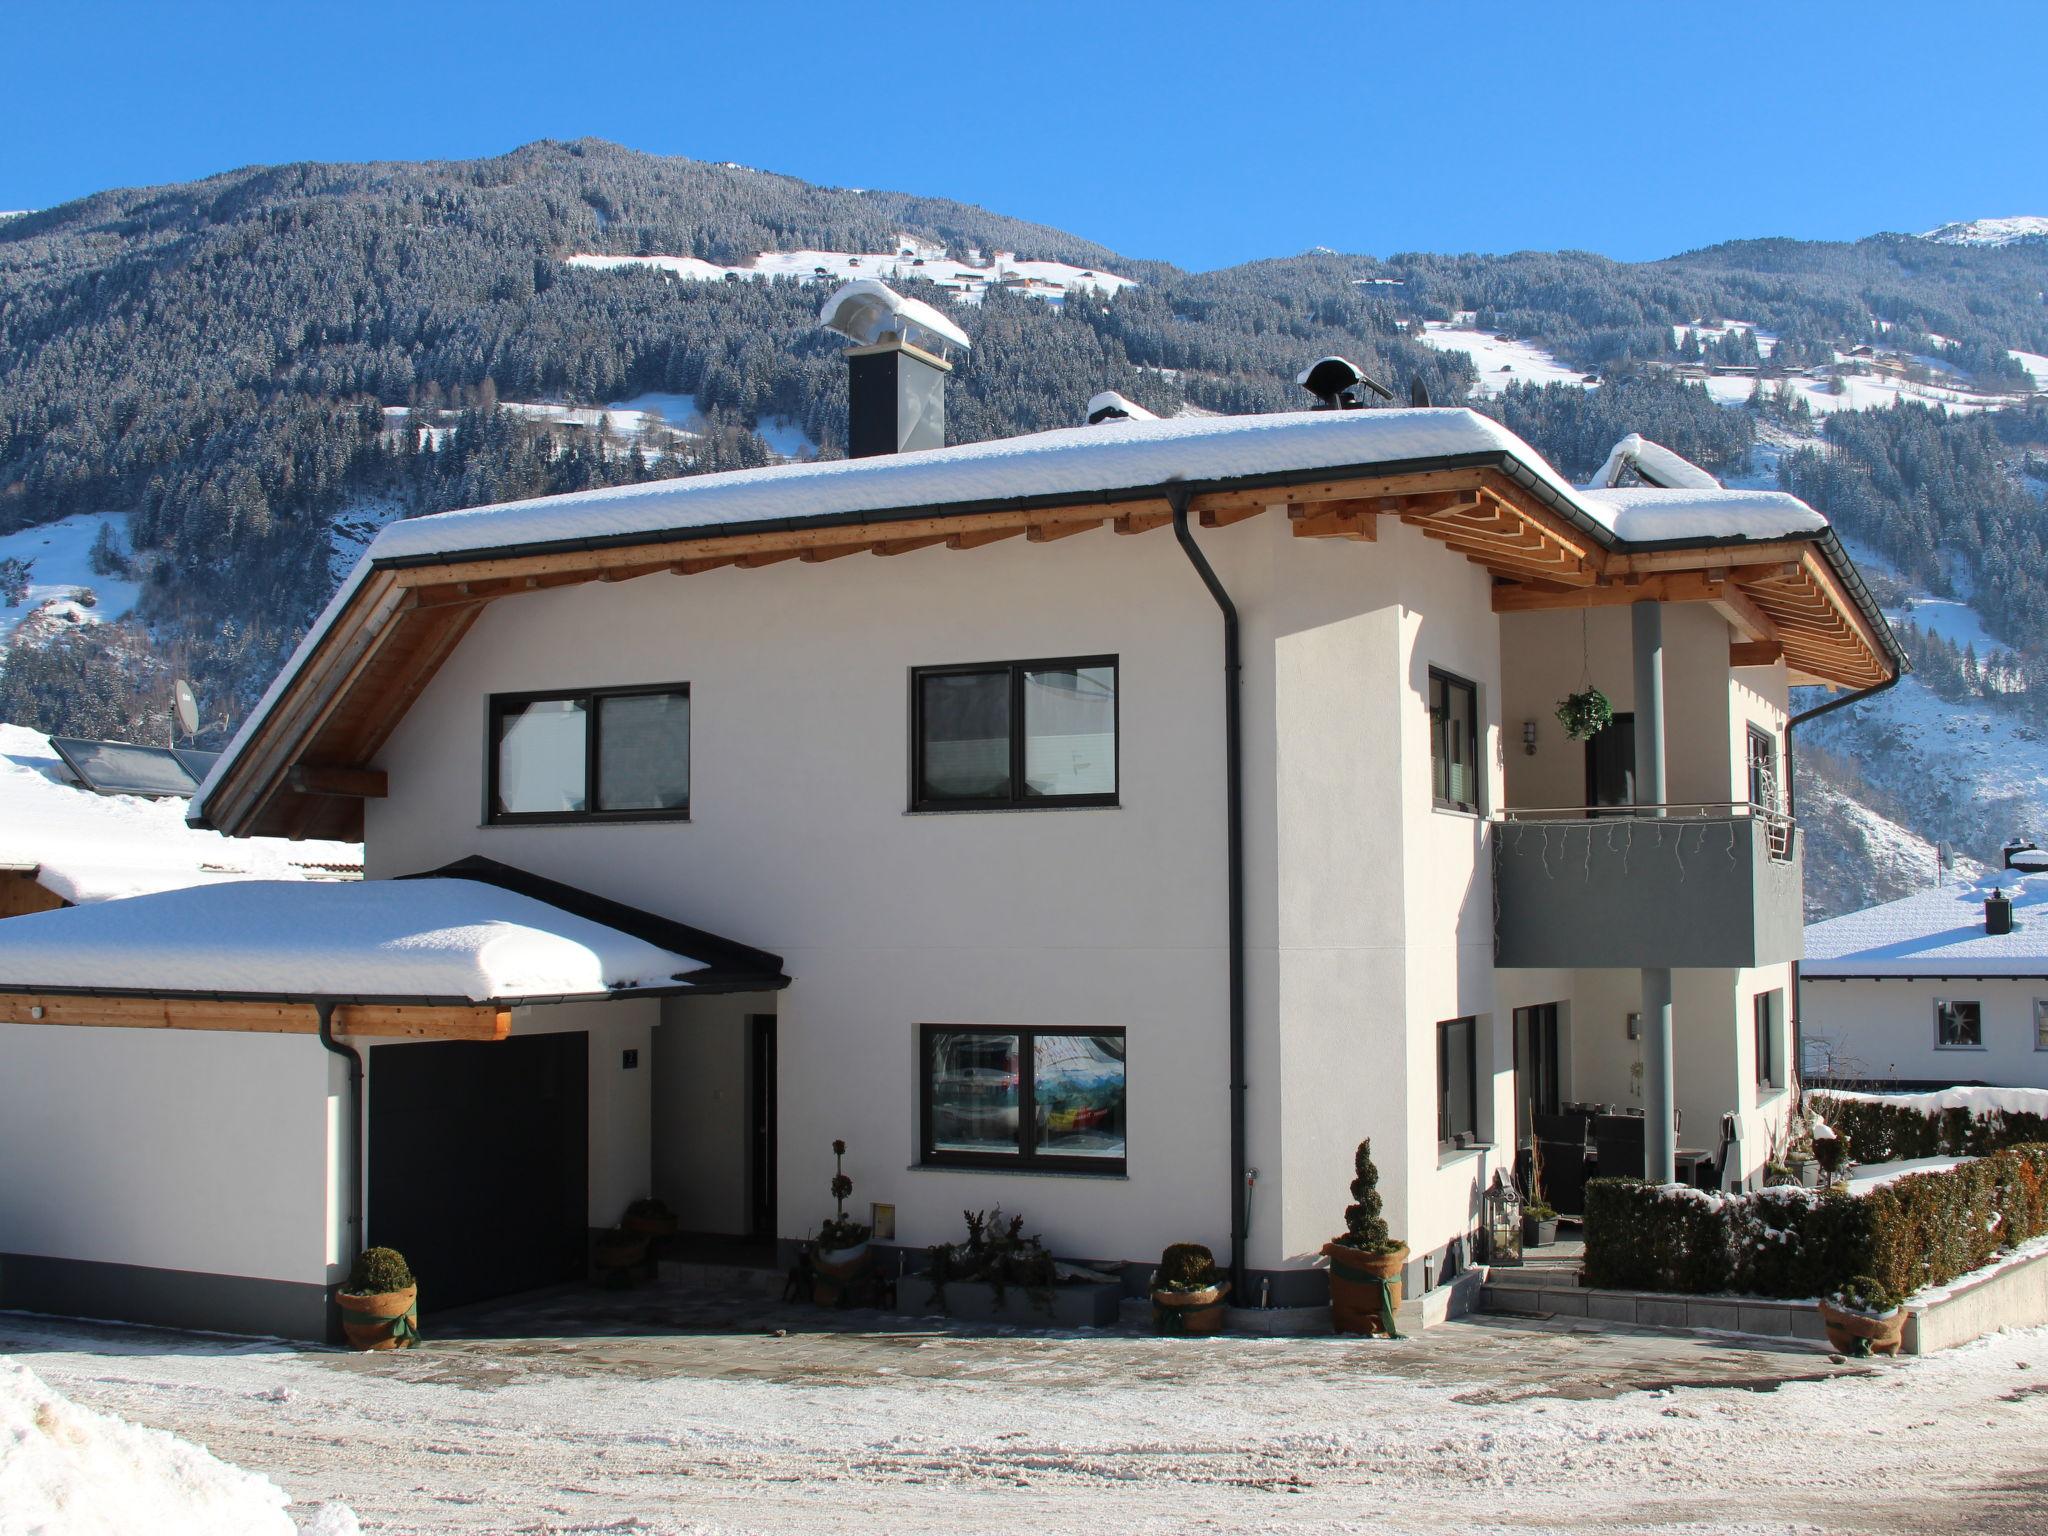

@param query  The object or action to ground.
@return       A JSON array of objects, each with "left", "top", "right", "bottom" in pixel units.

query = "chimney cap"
[
  {"left": 819, "top": 279, "right": 971, "bottom": 355},
  {"left": 1085, "top": 390, "right": 1157, "bottom": 425},
  {"left": 1296, "top": 355, "right": 1394, "bottom": 408}
]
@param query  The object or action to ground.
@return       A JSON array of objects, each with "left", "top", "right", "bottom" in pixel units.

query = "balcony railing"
[{"left": 1493, "top": 803, "right": 1803, "bottom": 971}]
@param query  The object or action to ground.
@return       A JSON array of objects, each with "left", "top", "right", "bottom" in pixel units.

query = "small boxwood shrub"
[
  {"left": 1582, "top": 1145, "right": 2048, "bottom": 1301},
  {"left": 1155, "top": 1242, "right": 1219, "bottom": 1293},
  {"left": 1809, "top": 1093, "right": 2048, "bottom": 1162},
  {"left": 344, "top": 1246, "right": 414, "bottom": 1296}
]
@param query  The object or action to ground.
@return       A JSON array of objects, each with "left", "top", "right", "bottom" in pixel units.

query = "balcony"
[{"left": 1493, "top": 804, "right": 1803, "bottom": 971}]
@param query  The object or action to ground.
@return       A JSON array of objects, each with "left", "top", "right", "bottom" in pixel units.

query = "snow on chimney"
[{"left": 818, "top": 279, "right": 970, "bottom": 458}]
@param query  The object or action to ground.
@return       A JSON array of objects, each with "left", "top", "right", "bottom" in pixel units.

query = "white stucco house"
[
  {"left": 1802, "top": 845, "right": 2048, "bottom": 1091},
  {"left": 0, "top": 317, "right": 1903, "bottom": 1339}
]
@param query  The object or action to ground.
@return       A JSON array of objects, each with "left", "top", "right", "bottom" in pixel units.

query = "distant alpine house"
[{"left": 0, "top": 288, "right": 1901, "bottom": 1338}]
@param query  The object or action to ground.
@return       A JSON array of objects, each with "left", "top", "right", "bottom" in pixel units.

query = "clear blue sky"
[{"left": 5, "top": 1, "right": 2043, "bottom": 270}]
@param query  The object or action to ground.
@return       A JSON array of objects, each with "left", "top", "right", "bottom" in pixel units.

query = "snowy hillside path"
[{"left": 5, "top": 1309, "right": 2045, "bottom": 1535}]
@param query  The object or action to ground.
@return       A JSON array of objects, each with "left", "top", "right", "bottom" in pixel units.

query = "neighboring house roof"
[
  {"left": 194, "top": 407, "right": 1904, "bottom": 841},
  {"left": 0, "top": 723, "right": 360, "bottom": 905},
  {"left": 0, "top": 855, "right": 787, "bottom": 1006},
  {"left": 1803, "top": 872, "right": 2048, "bottom": 977}
]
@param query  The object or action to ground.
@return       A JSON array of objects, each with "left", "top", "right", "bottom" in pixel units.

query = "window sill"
[
  {"left": 1432, "top": 802, "right": 1481, "bottom": 819},
  {"left": 483, "top": 814, "right": 691, "bottom": 828},
  {"left": 1755, "top": 1084, "right": 1787, "bottom": 1104},
  {"left": 1437, "top": 1141, "right": 1494, "bottom": 1169},
  {"left": 1934, "top": 1045, "right": 1987, "bottom": 1052},
  {"left": 908, "top": 1163, "right": 1129, "bottom": 1181},
  {"left": 905, "top": 802, "right": 1120, "bottom": 816}
]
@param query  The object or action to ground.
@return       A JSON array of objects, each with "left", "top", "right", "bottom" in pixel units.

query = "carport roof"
[{"left": 0, "top": 856, "right": 787, "bottom": 1039}]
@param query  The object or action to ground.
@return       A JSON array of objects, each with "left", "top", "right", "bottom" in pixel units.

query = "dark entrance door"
[
  {"left": 747, "top": 1015, "right": 776, "bottom": 1240},
  {"left": 1514, "top": 1003, "right": 1562, "bottom": 1122},
  {"left": 1585, "top": 712, "right": 1636, "bottom": 812},
  {"left": 368, "top": 1031, "right": 588, "bottom": 1312}
]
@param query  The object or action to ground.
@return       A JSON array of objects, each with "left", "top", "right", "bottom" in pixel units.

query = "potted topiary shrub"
[
  {"left": 1150, "top": 1243, "right": 1230, "bottom": 1335},
  {"left": 811, "top": 1139, "right": 874, "bottom": 1307},
  {"left": 1818, "top": 1274, "right": 1906, "bottom": 1357},
  {"left": 336, "top": 1247, "right": 418, "bottom": 1351},
  {"left": 1812, "top": 1120, "right": 1851, "bottom": 1187},
  {"left": 1321, "top": 1139, "right": 1408, "bottom": 1336}
]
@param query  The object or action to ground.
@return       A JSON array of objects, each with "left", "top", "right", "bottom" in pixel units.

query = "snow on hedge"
[
  {"left": 0, "top": 877, "right": 705, "bottom": 1002},
  {"left": 0, "top": 1360, "right": 355, "bottom": 1536},
  {"left": 1815, "top": 1084, "right": 2048, "bottom": 1119},
  {"left": 0, "top": 725, "right": 359, "bottom": 905}
]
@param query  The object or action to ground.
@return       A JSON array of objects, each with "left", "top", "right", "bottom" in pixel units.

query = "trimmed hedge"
[
  {"left": 1581, "top": 1144, "right": 2048, "bottom": 1301},
  {"left": 1809, "top": 1093, "right": 2048, "bottom": 1162}
]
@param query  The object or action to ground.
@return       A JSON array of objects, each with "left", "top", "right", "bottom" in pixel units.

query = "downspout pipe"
[
  {"left": 316, "top": 1002, "right": 364, "bottom": 1291},
  {"left": 1783, "top": 669, "right": 1904, "bottom": 1095},
  {"left": 1171, "top": 489, "right": 1248, "bottom": 1301}
]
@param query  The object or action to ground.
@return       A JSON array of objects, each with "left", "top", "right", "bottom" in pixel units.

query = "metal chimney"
[
  {"left": 1986, "top": 888, "right": 2014, "bottom": 936},
  {"left": 818, "top": 279, "right": 971, "bottom": 458}
]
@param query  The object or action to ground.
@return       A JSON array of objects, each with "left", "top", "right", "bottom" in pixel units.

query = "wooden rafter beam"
[
  {"left": 0, "top": 994, "right": 511, "bottom": 1040},
  {"left": 1730, "top": 641, "right": 1786, "bottom": 667},
  {"left": 1027, "top": 518, "right": 1104, "bottom": 543},
  {"left": 871, "top": 535, "right": 949, "bottom": 556},
  {"left": 288, "top": 764, "right": 388, "bottom": 799},
  {"left": 947, "top": 527, "right": 1023, "bottom": 551},
  {"left": 1491, "top": 570, "right": 1727, "bottom": 612},
  {"left": 1289, "top": 505, "right": 1377, "bottom": 540},
  {"left": 1709, "top": 583, "right": 1779, "bottom": 644},
  {"left": 1197, "top": 504, "right": 1268, "bottom": 529},
  {"left": 799, "top": 542, "right": 866, "bottom": 562}
]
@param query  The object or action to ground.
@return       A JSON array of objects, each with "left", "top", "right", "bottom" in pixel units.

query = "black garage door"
[{"left": 368, "top": 1031, "right": 589, "bottom": 1312}]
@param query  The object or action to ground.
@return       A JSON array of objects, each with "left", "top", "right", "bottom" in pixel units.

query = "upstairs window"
[
  {"left": 1747, "top": 726, "right": 1780, "bottom": 813},
  {"left": 488, "top": 685, "right": 690, "bottom": 824},
  {"left": 1753, "top": 988, "right": 1784, "bottom": 1091},
  {"left": 913, "top": 657, "right": 1118, "bottom": 810},
  {"left": 1934, "top": 998, "right": 1982, "bottom": 1049},
  {"left": 1429, "top": 669, "right": 1480, "bottom": 813}
]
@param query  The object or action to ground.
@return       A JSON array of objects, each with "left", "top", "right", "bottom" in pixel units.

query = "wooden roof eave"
[{"left": 0, "top": 991, "right": 512, "bottom": 1040}]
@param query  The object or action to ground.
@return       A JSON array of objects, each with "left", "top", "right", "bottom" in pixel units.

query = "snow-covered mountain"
[{"left": 1920, "top": 216, "right": 2048, "bottom": 247}]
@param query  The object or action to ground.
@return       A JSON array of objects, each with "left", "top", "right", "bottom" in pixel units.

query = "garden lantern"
[{"left": 1484, "top": 1171, "right": 1524, "bottom": 1266}]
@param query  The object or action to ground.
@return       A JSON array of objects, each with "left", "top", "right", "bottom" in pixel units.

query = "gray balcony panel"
[{"left": 1494, "top": 814, "right": 1802, "bottom": 970}]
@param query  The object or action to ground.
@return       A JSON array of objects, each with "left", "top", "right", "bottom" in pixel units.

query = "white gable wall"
[{"left": 1801, "top": 976, "right": 2048, "bottom": 1090}]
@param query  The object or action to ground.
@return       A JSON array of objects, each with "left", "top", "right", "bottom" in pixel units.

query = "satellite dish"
[
  {"left": 173, "top": 678, "right": 199, "bottom": 739},
  {"left": 818, "top": 279, "right": 972, "bottom": 355},
  {"left": 1085, "top": 390, "right": 1158, "bottom": 425},
  {"left": 1296, "top": 355, "right": 1395, "bottom": 409}
]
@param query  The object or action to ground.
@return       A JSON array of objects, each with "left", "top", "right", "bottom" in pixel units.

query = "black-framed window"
[
  {"left": 1437, "top": 1015, "right": 1479, "bottom": 1149},
  {"left": 919, "top": 1024, "right": 1126, "bottom": 1172},
  {"left": 912, "top": 656, "right": 1118, "bottom": 810},
  {"left": 488, "top": 684, "right": 690, "bottom": 824},
  {"left": 1428, "top": 669, "right": 1480, "bottom": 813},
  {"left": 1935, "top": 998, "right": 1982, "bottom": 1049},
  {"left": 1747, "top": 725, "right": 1780, "bottom": 813},
  {"left": 1754, "top": 989, "right": 1783, "bottom": 1091}
]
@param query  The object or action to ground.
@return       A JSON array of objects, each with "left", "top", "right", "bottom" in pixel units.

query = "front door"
[
  {"left": 747, "top": 1015, "right": 776, "bottom": 1240},
  {"left": 1585, "top": 712, "right": 1636, "bottom": 813},
  {"left": 1514, "top": 1003, "right": 1562, "bottom": 1125}
]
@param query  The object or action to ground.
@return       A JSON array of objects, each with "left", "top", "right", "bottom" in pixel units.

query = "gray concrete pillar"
[
  {"left": 1632, "top": 600, "right": 1666, "bottom": 814},
  {"left": 1642, "top": 966, "right": 1676, "bottom": 1185}
]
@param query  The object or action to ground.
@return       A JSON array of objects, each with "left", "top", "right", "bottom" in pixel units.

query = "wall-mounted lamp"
[
  {"left": 1626, "top": 1011, "right": 1642, "bottom": 1041},
  {"left": 1522, "top": 720, "right": 1538, "bottom": 756}
]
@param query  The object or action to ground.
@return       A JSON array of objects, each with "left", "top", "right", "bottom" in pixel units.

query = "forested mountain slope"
[{"left": 4, "top": 141, "right": 2046, "bottom": 914}]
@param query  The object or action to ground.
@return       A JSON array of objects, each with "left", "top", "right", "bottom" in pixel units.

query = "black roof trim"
[{"left": 401, "top": 855, "right": 791, "bottom": 991}]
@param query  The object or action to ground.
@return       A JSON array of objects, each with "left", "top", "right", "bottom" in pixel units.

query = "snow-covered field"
[
  {"left": 568, "top": 233, "right": 1133, "bottom": 307},
  {"left": 4, "top": 1312, "right": 2045, "bottom": 1535},
  {"left": 1415, "top": 317, "right": 1589, "bottom": 394},
  {"left": 0, "top": 512, "right": 141, "bottom": 646}
]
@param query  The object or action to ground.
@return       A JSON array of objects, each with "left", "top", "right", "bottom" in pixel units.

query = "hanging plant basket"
[{"left": 1555, "top": 687, "right": 1613, "bottom": 742}]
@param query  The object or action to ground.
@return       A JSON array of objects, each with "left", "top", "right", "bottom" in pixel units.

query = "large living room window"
[
  {"left": 1428, "top": 669, "right": 1480, "bottom": 813},
  {"left": 1437, "top": 1015, "right": 1479, "bottom": 1149},
  {"left": 1934, "top": 998, "right": 1983, "bottom": 1050},
  {"left": 912, "top": 657, "right": 1118, "bottom": 810},
  {"left": 920, "top": 1025, "right": 1126, "bottom": 1172},
  {"left": 488, "top": 685, "right": 690, "bottom": 823}
]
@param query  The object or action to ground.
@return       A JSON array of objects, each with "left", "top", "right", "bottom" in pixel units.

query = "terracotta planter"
[
  {"left": 622, "top": 1211, "right": 678, "bottom": 1240},
  {"left": 337, "top": 1285, "right": 419, "bottom": 1351},
  {"left": 1151, "top": 1281, "right": 1230, "bottom": 1335},
  {"left": 593, "top": 1233, "right": 649, "bottom": 1272},
  {"left": 812, "top": 1241, "right": 873, "bottom": 1307},
  {"left": 1818, "top": 1300, "right": 1906, "bottom": 1357},
  {"left": 1522, "top": 1216, "right": 1559, "bottom": 1248},
  {"left": 1323, "top": 1241, "right": 1408, "bottom": 1336}
]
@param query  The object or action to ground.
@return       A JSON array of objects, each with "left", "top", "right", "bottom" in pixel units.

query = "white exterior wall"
[
  {"left": 0, "top": 1024, "right": 339, "bottom": 1285},
  {"left": 1801, "top": 976, "right": 2048, "bottom": 1090}
]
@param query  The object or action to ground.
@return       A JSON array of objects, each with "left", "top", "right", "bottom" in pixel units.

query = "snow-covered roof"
[
  {"left": 1576, "top": 486, "right": 1830, "bottom": 545},
  {"left": 0, "top": 725, "right": 359, "bottom": 905},
  {"left": 0, "top": 876, "right": 710, "bottom": 1003},
  {"left": 1587, "top": 433, "right": 1724, "bottom": 492},
  {"left": 1804, "top": 871, "right": 2048, "bottom": 977}
]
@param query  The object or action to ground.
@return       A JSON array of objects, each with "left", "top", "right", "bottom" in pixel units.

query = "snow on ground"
[
  {"left": 1671, "top": 320, "right": 1780, "bottom": 358},
  {"left": 0, "top": 512, "right": 141, "bottom": 647},
  {"left": 1842, "top": 1155, "right": 1968, "bottom": 1194},
  {"left": 327, "top": 499, "right": 402, "bottom": 585},
  {"left": 386, "top": 391, "right": 819, "bottom": 465},
  {"left": 0, "top": 1360, "right": 353, "bottom": 1535},
  {"left": 3, "top": 1311, "right": 2045, "bottom": 1536},
  {"left": 0, "top": 724, "right": 359, "bottom": 904},
  {"left": 567, "top": 234, "right": 1134, "bottom": 307},
  {"left": 2010, "top": 348, "right": 2048, "bottom": 392},
  {"left": 1415, "top": 316, "right": 1589, "bottom": 394}
]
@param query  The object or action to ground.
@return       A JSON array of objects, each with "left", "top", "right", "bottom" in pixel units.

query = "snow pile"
[
  {"left": 0, "top": 1359, "right": 353, "bottom": 1536},
  {"left": 1816, "top": 1084, "right": 2048, "bottom": 1118},
  {"left": 0, "top": 725, "right": 359, "bottom": 905},
  {"left": 1586, "top": 433, "right": 1723, "bottom": 491},
  {"left": 0, "top": 513, "right": 142, "bottom": 647},
  {"left": 1576, "top": 485, "right": 1826, "bottom": 543},
  {"left": 1920, "top": 216, "right": 2048, "bottom": 247},
  {"left": 0, "top": 876, "right": 706, "bottom": 1001}
]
